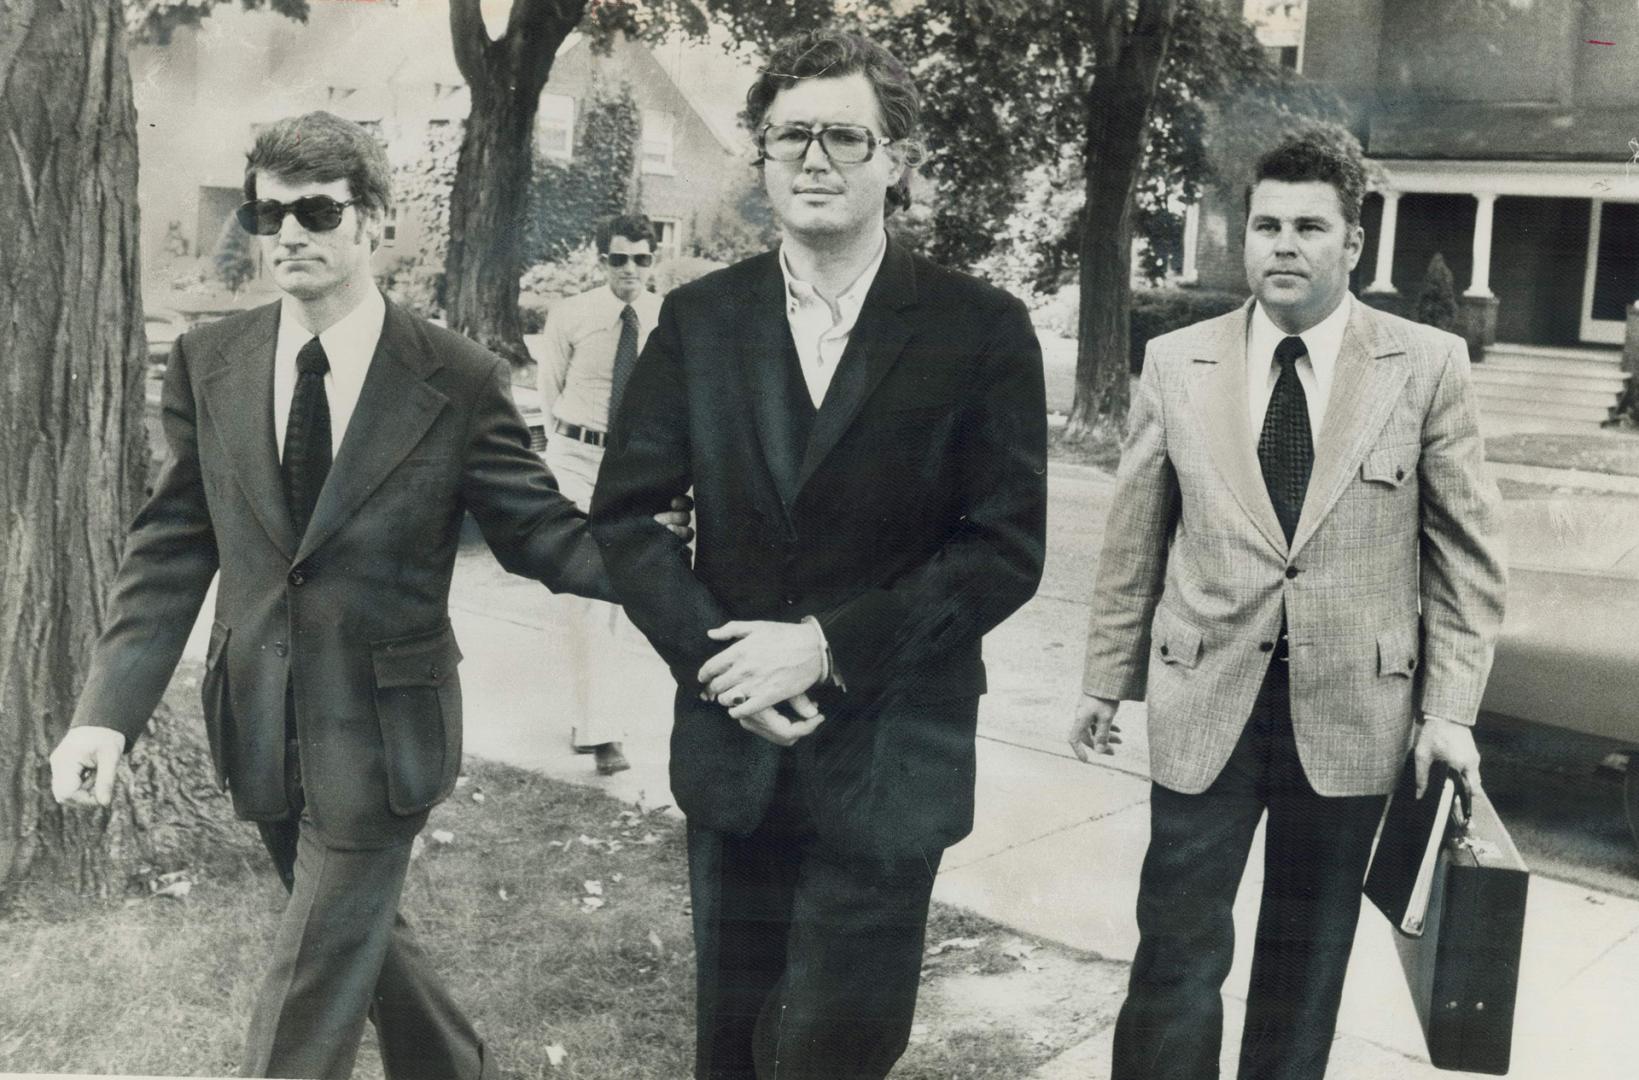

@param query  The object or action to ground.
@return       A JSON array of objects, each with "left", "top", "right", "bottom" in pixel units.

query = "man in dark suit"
[
  {"left": 48, "top": 111, "right": 689, "bottom": 1079},
  {"left": 590, "top": 28, "right": 1048, "bottom": 1080}
]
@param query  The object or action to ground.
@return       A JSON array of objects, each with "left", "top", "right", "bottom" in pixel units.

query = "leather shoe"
[{"left": 593, "top": 743, "right": 630, "bottom": 776}]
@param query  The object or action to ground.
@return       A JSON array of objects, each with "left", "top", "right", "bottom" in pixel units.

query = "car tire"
[{"left": 1624, "top": 759, "right": 1639, "bottom": 850}]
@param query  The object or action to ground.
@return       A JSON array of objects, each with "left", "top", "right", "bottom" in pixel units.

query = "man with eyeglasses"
[
  {"left": 46, "top": 111, "right": 690, "bottom": 1079},
  {"left": 535, "top": 214, "right": 665, "bottom": 775},
  {"left": 590, "top": 27, "right": 1046, "bottom": 1079}
]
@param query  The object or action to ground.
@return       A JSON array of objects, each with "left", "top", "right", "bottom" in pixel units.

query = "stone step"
[
  {"left": 1486, "top": 342, "right": 1624, "bottom": 365},
  {"left": 1470, "top": 370, "right": 1627, "bottom": 409},
  {"left": 1475, "top": 387, "right": 1617, "bottom": 424},
  {"left": 1479, "top": 353, "right": 1630, "bottom": 381}
]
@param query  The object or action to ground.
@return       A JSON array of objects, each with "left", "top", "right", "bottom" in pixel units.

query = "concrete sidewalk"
[{"left": 175, "top": 460, "right": 1637, "bottom": 1078}]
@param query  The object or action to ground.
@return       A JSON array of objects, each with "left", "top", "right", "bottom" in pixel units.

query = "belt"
[{"left": 554, "top": 419, "right": 607, "bottom": 448}]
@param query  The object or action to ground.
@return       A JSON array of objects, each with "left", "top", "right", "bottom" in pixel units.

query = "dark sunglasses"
[
  {"left": 603, "top": 252, "right": 654, "bottom": 268},
  {"left": 236, "top": 196, "right": 356, "bottom": 235}
]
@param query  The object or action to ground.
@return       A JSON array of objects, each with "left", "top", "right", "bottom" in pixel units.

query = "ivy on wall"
[{"left": 525, "top": 81, "right": 641, "bottom": 264}]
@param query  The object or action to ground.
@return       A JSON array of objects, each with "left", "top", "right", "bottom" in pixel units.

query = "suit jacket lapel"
[
  {"left": 795, "top": 240, "right": 916, "bottom": 494},
  {"left": 294, "top": 303, "right": 448, "bottom": 562},
  {"left": 1290, "top": 297, "right": 1410, "bottom": 557},
  {"left": 734, "top": 253, "right": 806, "bottom": 514},
  {"left": 1183, "top": 302, "right": 1288, "bottom": 556},
  {"left": 200, "top": 303, "right": 297, "bottom": 559}
]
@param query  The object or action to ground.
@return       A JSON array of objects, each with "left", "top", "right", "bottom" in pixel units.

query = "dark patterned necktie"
[
  {"left": 282, "top": 337, "right": 332, "bottom": 538},
  {"left": 607, "top": 304, "right": 640, "bottom": 429},
  {"left": 1257, "top": 335, "right": 1313, "bottom": 544}
]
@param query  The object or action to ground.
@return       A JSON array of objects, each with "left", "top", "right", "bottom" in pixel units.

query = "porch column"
[
  {"left": 1465, "top": 192, "right": 1497, "bottom": 298},
  {"left": 1180, "top": 202, "right": 1200, "bottom": 284},
  {"left": 1365, "top": 191, "right": 1400, "bottom": 294}
]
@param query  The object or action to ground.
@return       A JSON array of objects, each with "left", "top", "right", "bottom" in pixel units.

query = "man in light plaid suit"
[{"left": 1069, "top": 129, "right": 1506, "bottom": 1080}]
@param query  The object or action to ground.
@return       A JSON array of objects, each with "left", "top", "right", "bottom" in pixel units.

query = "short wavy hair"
[
  {"left": 1253, "top": 128, "right": 1367, "bottom": 229},
  {"left": 243, "top": 111, "right": 392, "bottom": 217},
  {"left": 596, "top": 213, "right": 657, "bottom": 253},
  {"left": 745, "top": 28, "right": 921, "bottom": 214}
]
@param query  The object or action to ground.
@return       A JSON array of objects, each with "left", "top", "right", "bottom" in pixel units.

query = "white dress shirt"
[
  {"left": 537, "top": 286, "right": 663, "bottom": 432},
  {"left": 780, "top": 234, "right": 888, "bottom": 408},
  {"left": 1246, "top": 293, "right": 1351, "bottom": 442},
  {"left": 273, "top": 287, "right": 386, "bottom": 458}
]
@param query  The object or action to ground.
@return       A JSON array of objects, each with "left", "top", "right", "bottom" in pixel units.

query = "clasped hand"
[{"left": 698, "top": 620, "right": 826, "bottom": 747}]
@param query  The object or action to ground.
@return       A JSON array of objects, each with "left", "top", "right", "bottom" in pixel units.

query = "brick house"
[
  {"left": 130, "top": 0, "right": 752, "bottom": 297},
  {"left": 1186, "top": 0, "right": 1639, "bottom": 431}
]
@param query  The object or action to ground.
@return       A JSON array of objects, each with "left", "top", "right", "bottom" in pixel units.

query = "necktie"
[
  {"left": 283, "top": 337, "right": 332, "bottom": 538},
  {"left": 607, "top": 304, "right": 640, "bottom": 430},
  {"left": 1257, "top": 335, "right": 1313, "bottom": 544}
]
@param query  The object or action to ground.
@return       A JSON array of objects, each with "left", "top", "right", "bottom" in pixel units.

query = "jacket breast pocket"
[
  {"left": 1152, "top": 607, "right": 1204, "bottom": 669},
  {"left": 200, "top": 621, "right": 231, "bottom": 789},
  {"left": 1362, "top": 445, "right": 1417, "bottom": 488},
  {"left": 372, "top": 624, "right": 464, "bottom": 816}
]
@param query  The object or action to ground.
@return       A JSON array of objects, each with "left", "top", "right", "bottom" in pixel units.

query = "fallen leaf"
[
  {"left": 582, "top": 896, "right": 606, "bottom": 911},
  {"left": 430, "top": 830, "right": 455, "bottom": 845},
  {"left": 455, "top": 775, "right": 471, "bottom": 789},
  {"left": 927, "top": 936, "right": 984, "bottom": 956},
  {"left": 471, "top": 791, "right": 486, "bottom": 804},
  {"left": 584, "top": 880, "right": 604, "bottom": 896},
  {"left": 611, "top": 873, "right": 625, "bottom": 884},
  {"left": 648, "top": 930, "right": 665, "bottom": 956},
  {"left": 638, "top": 832, "right": 661, "bottom": 845},
  {"left": 544, "top": 1043, "right": 567, "bottom": 1067},
  {"left": 153, "top": 880, "right": 192, "bottom": 900},
  {"left": 1002, "top": 942, "right": 1040, "bottom": 961},
  {"left": 498, "top": 887, "right": 511, "bottom": 901}
]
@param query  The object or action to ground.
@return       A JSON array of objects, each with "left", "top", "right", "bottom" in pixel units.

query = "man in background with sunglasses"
[
  {"left": 535, "top": 214, "right": 666, "bottom": 776},
  {"left": 591, "top": 28, "right": 1046, "bottom": 1079},
  {"left": 48, "top": 111, "right": 690, "bottom": 1079}
]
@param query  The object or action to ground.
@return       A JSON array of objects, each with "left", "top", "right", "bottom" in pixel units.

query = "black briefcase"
[{"left": 1381, "top": 787, "right": 1530, "bottom": 1074}]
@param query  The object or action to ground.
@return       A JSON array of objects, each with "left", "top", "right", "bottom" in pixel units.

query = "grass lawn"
[{"left": 0, "top": 665, "right": 1123, "bottom": 1078}]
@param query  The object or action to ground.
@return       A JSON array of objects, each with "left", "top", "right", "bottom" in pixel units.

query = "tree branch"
[
  {"left": 505, "top": 0, "right": 584, "bottom": 99},
  {"left": 448, "top": 0, "right": 494, "bottom": 88}
]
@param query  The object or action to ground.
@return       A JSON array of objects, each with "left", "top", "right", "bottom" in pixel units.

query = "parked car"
[{"left": 1480, "top": 497, "right": 1639, "bottom": 844}]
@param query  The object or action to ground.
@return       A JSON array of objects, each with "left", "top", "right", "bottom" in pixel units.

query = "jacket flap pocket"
[
  {"left": 373, "top": 626, "right": 463, "bottom": 688},
  {"left": 1377, "top": 623, "right": 1421, "bottom": 677},
  {"left": 205, "top": 621, "right": 231, "bottom": 671},
  {"left": 1362, "top": 446, "right": 1413, "bottom": 487},
  {"left": 1154, "top": 609, "right": 1204, "bottom": 669}
]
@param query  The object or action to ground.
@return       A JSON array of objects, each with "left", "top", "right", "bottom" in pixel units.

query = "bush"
[
  {"left": 1415, "top": 252, "right": 1460, "bottom": 335},
  {"left": 380, "top": 254, "right": 446, "bottom": 321},
  {"left": 1129, "top": 287, "right": 1246, "bottom": 372},
  {"left": 210, "top": 214, "right": 257, "bottom": 293},
  {"left": 654, "top": 255, "right": 727, "bottom": 294}
]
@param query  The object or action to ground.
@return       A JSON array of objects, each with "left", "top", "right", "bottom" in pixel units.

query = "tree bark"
[
  {"left": 0, "top": 0, "right": 147, "bottom": 893},
  {"left": 1066, "top": 0, "right": 1179, "bottom": 441},
  {"left": 1, "top": 0, "right": 234, "bottom": 900},
  {"left": 445, "top": 0, "right": 583, "bottom": 366}
]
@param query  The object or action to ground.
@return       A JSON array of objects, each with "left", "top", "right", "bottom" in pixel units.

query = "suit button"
[
  {"left": 783, "top": 595, "right": 797, "bottom": 606},
  {"left": 1259, "top": 641, "right": 1273, "bottom": 653},
  {"left": 1396, "top": 467, "right": 1406, "bottom": 481},
  {"left": 1408, "top": 658, "right": 1418, "bottom": 670},
  {"left": 428, "top": 664, "right": 441, "bottom": 680},
  {"left": 1285, "top": 566, "right": 1299, "bottom": 579},
  {"left": 1159, "top": 644, "right": 1170, "bottom": 657},
  {"left": 288, "top": 568, "right": 306, "bottom": 587},
  {"left": 273, "top": 641, "right": 288, "bottom": 657}
]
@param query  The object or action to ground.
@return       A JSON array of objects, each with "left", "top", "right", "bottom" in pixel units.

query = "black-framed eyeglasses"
[
  {"left": 236, "top": 196, "right": 357, "bottom": 235},
  {"left": 603, "top": 252, "right": 655, "bottom": 268},
  {"left": 758, "top": 123, "right": 894, "bottom": 165}
]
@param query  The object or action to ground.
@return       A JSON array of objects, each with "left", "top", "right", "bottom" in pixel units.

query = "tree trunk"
[
  {"left": 1066, "top": 0, "right": 1179, "bottom": 441},
  {"left": 1, "top": 0, "right": 232, "bottom": 899},
  {"left": 0, "top": 0, "right": 146, "bottom": 893},
  {"left": 445, "top": 88, "right": 538, "bottom": 365},
  {"left": 445, "top": 0, "right": 582, "bottom": 367}
]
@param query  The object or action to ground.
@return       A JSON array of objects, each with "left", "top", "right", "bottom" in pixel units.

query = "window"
[
  {"left": 381, "top": 205, "right": 399, "bottom": 246},
  {"left": 642, "top": 110, "right": 676, "bottom": 175},
  {"left": 539, "top": 94, "right": 575, "bottom": 160},
  {"left": 650, "top": 217, "right": 680, "bottom": 261}
]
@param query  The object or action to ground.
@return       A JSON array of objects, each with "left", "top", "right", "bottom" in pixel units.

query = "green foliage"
[
  {"left": 526, "top": 83, "right": 641, "bottom": 264},
  {"left": 1415, "top": 253, "right": 1461, "bottom": 335},
  {"left": 1130, "top": 287, "right": 1246, "bottom": 372},
  {"left": 126, "top": 0, "right": 309, "bottom": 45},
  {"left": 881, "top": 0, "right": 1347, "bottom": 283},
  {"left": 209, "top": 214, "right": 257, "bottom": 293},
  {"left": 384, "top": 122, "right": 463, "bottom": 320}
]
